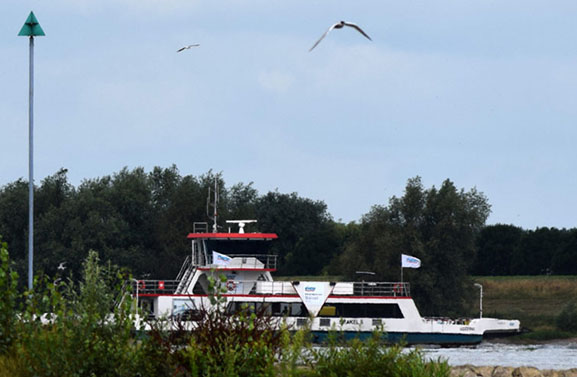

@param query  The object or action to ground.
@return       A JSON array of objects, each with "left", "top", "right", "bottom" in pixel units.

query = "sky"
[{"left": 2, "top": 1, "right": 577, "bottom": 229}]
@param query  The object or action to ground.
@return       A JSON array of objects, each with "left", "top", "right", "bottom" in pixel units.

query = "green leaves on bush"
[
  {"left": 0, "top": 237, "right": 19, "bottom": 354},
  {"left": 556, "top": 301, "right": 577, "bottom": 332},
  {"left": 0, "top": 247, "right": 450, "bottom": 377},
  {"left": 4, "top": 250, "right": 147, "bottom": 377},
  {"left": 300, "top": 334, "right": 450, "bottom": 377}
]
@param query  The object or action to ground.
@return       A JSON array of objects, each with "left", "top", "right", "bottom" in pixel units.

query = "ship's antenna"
[
  {"left": 213, "top": 177, "right": 218, "bottom": 232},
  {"left": 207, "top": 175, "right": 219, "bottom": 233}
]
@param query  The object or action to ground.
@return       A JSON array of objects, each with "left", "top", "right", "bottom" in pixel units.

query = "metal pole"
[
  {"left": 479, "top": 285, "right": 483, "bottom": 319},
  {"left": 474, "top": 283, "right": 483, "bottom": 319},
  {"left": 28, "top": 35, "right": 34, "bottom": 291}
]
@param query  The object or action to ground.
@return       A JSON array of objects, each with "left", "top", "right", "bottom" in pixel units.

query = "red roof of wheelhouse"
[{"left": 186, "top": 233, "right": 278, "bottom": 240}]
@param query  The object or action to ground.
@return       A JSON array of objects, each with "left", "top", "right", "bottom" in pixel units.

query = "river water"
[{"left": 417, "top": 341, "right": 577, "bottom": 370}]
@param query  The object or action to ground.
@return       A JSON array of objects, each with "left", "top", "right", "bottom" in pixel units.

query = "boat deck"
[{"left": 134, "top": 279, "right": 411, "bottom": 297}]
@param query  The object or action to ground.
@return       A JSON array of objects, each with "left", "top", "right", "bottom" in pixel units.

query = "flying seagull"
[
  {"left": 177, "top": 44, "right": 200, "bottom": 53},
  {"left": 57, "top": 262, "right": 67, "bottom": 271},
  {"left": 309, "top": 21, "right": 372, "bottom": 52}
]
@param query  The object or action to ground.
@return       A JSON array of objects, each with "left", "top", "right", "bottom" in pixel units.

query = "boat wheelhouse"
[{"left": 134, "top": 220, "right": 520, "bottom": 346}]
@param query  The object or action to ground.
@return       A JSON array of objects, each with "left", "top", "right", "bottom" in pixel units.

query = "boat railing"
[
  {"left": 193, "top": 222, "right": 209, "bottom": 233},
  {"left": 224, "top": 280, "right": 410, "bottom": 297},
  {"left": 133, "top": 279, "right": 180, "bottom": 295},
  {"left": 349, "top": 282, "right": 410, "bottom": 297},
  {"left": 423, "top": 317, "right": 472, "bottom": 326},
  {"left": 202, "top": 254, "right": 278, "bottom": 270}
]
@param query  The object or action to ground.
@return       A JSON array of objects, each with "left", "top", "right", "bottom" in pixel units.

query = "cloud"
[{"left": 257, "top": 71, "right": 294, "bottom": 94}]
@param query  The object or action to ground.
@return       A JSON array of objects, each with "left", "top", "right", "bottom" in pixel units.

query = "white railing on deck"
[
  {"left": 133, "top": 279, "right": 180, "bottom": 295},
  {"left": 223, "top": 281, "right": 410, "bottom": 297},
  {"left": 203, "top": 254, "right": 277, "bottom": 270}
]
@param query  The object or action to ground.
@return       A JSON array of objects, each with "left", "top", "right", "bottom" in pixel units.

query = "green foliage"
[
  {"left": 0, "top": 248, "right": 451, "bottom": 376},
  {"left": 300, "top": 334, "right": 450, "bottom": 377},
  {"left": 10, "top": 250, "right": 146, "bottom": 377},
  {"left": 0, "top": 180, "right": 28, "bottom": 278},
  {"left": 255, "top": 191, "right": 337, "bottom": 275},
  {"left": 0, "top": 167, "right": 344, "bottom": 281},
  {"left": 473, "top": 226, "right": 577, "bottom": 277},
  {"left": 0, "top": 237, "right": 19, "bottom": 354},
  {"left": 334, "top": 177, "right": 490, "bottom": 315},
  {"left": 472, "top": 224, "right": 523, "bottom": 276},
  {"left": 185, "top": 274, "right": 284, "bottom": 377},
  {"left": 556, "top": 301, "right": 577, "bottom": 332}
]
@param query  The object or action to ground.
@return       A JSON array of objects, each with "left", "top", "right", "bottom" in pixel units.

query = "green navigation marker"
[
  {"left": 18, "top": 11, "right": 45, "bottom": 37},
  {"left": 19, "top": 11, "right": 45, "bottom": 289}
]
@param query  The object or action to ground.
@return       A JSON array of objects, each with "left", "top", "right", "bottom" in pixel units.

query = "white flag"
[
  {"left": 401, "top": 254, "right": 421, "bottom": 269},
  {"left": 213, "top": 251, "right": 231, "bottom": 265}
]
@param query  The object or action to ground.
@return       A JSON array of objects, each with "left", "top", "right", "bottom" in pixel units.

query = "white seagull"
[
  {"left": 57, "top": 262, "right": 67, "bottom": 271},
  {"left": 177, "top": 44, "right": 200, "bottom": 53},
  {"left": 309, "top": 21, "right": 372, "bottom": 52}
]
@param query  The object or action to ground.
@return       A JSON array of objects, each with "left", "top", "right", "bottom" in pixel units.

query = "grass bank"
[{"left": 473, "top": 276, "right": 577, "bottom": 340}]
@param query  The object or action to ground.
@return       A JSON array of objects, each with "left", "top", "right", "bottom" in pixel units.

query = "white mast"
[{"left": 212, "top": 177, "right": 218, "bottom": 233}]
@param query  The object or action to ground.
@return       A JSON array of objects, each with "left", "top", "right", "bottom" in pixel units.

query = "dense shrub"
[
  {"left": 2, "top": 251, "right": 147, "bottom": 377},
  {"left": 0, "top": 237, "right": 19, "bottom": 354},
  {"left": 556, "top": 301, "right": 577, "bottom": 332},
  {"left": 0, "top": 248, "right": 450, "bottom": 377},
  {"left": 185, "top": 275, "right": 284, "bottom": 377},
  {"left": 299, "top": 333, "right": 450, "bottom": 377}
]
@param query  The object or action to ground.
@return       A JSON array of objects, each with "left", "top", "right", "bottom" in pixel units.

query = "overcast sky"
[{"left": 2, "top": 1, "right": 577, "bottom": 229}]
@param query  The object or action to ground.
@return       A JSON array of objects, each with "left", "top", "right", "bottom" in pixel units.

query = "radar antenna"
[{"left": 226, "top": 220, "right": 257, "bottom": 234}]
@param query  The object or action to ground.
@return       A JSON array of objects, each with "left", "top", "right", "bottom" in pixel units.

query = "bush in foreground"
[
  {"left": 556, "top": 300, "right": 577, "bottom": 333},
  {"left": 300, "top": 333, "right": 450, "bottom": 377},
  {"left": 0, "top": 246, "right": 449, "bottom": 377}
]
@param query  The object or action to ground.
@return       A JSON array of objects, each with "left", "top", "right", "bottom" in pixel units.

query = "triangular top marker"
[{"left": 18, "top": 11, "right": 45, "bottom": 37}]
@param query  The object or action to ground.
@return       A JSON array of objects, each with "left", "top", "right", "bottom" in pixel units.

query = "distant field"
[{"left": 473, "top": 276, "right": 577, "bottom": 332}]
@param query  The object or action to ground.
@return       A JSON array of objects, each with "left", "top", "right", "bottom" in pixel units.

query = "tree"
[
  {"left": 334, "top": 177, "right": 491, "bottom": 316},
  {"left": 510, "top": 227, "right": 561, "bottom": 275},
  {"left": 255, "top": 191, "right": 334, "bottom": 275},
  {"left": 0, "top": 179, "right": 29, "bottom": 279},
  {"left": 473, "top": 224, "right": 523, "bottom": 276},
  {"left": 551, "top": 229, "right": 577, "bottom": 275}
]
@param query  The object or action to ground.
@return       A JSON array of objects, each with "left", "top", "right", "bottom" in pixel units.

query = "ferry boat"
[{"left": 134, "top": 220, "right": 520, "bottom": 346}]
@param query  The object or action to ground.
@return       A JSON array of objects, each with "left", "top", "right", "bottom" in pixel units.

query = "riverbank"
[
  {"left": 472, "top": 276, "right": 577, "bottom": 339},
  {"left": 451, "top": 365, "right": 577, "bottom": 377}
]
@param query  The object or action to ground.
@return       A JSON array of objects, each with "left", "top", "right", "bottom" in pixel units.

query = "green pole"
[{"left": 19, "top": 11, "right": 45, "bottom": 291}]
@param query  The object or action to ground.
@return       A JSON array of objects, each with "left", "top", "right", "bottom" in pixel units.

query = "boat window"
[
  {"left": 227, "top": 302, "right": 309, "bottom": 317},
  {"left": 318, "top": 305, "right": 336, "bottom": 317},
  {"left": 318, "top": 303, "right": 404, "bottom": 319}
]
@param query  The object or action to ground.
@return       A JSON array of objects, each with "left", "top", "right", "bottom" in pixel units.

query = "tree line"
[{"left": 1, "top": 166, "right": 575, "bottom": 315}]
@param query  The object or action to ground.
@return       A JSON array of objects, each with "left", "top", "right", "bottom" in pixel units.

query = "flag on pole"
[
  {"left": 401, "top": 254, "right": 421, "bottom": 269},
  {"left": 213, "top": 251, "right": 232, "bottom": 265}
]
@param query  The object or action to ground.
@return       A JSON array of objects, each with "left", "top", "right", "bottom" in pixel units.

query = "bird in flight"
[
  {"left": 57, "top": 262, "right": 67, "bottom": 271},
  {"left": 309, "top": 21, "right": 372, "bottom": 52},
  {"left": 177, "top": 44, "right": 200, "bottom": 53}
]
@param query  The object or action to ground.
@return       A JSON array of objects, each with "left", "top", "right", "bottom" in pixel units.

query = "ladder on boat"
[{"left": 175, "top": 255, "right": 196, "bottom": 294}]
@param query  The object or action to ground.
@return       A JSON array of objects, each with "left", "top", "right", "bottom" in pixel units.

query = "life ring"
[
  {"left": 138, "top": 280, "right": 146, "bottom": 290},
  {"left": 226, "top": 280, "right": 236, "bottom": 292},
  {"left": 393, "top": 283, "right": 403, "bottom": 295}
]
